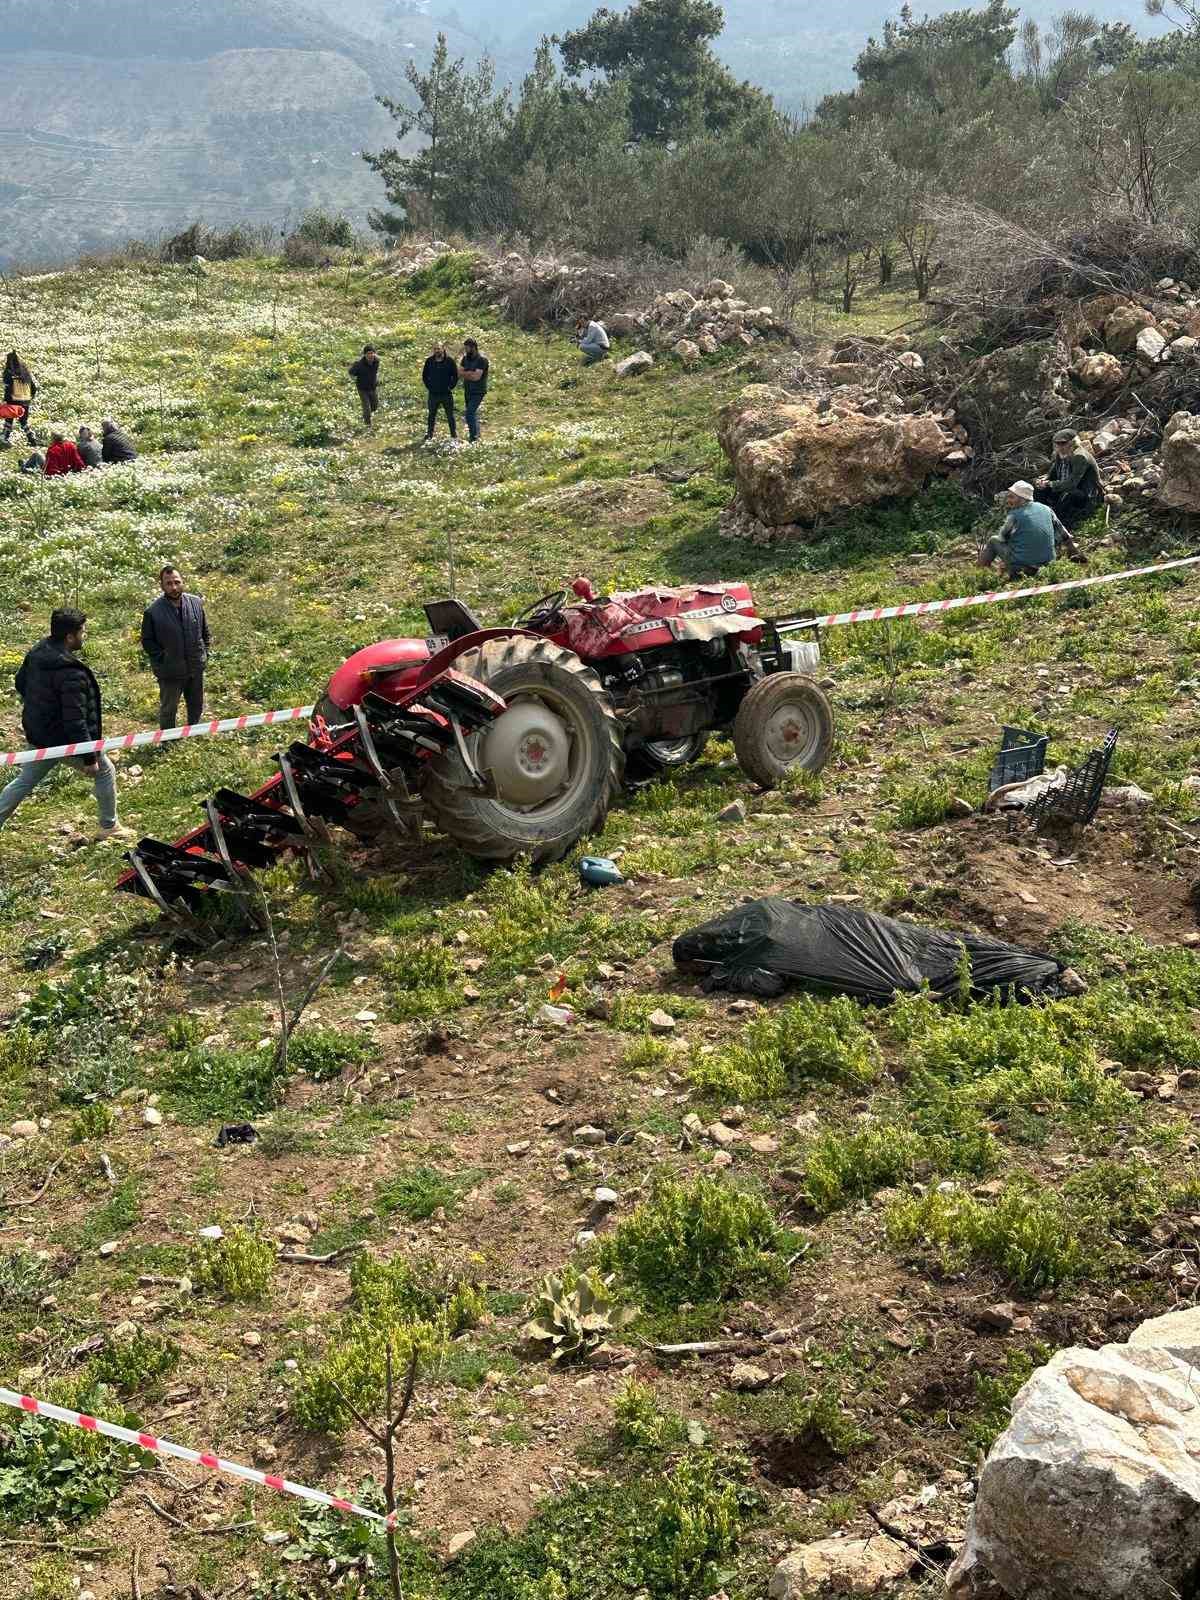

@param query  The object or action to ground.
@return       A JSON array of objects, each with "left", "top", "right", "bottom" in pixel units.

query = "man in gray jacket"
[{"left": 141, "top": 565, "right": 211, "bottom": 729}]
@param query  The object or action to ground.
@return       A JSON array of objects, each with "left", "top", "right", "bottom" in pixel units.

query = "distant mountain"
[{"left": 0, "top": 0, "right": 492, "bottom": 269}]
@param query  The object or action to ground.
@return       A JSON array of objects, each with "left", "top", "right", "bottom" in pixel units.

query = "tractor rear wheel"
[
  {"left": 733, "top": 673, "right": 834, "bottom": 787},
  {"left": 424, "top": 636, "right": 624, "bottom": 864}
]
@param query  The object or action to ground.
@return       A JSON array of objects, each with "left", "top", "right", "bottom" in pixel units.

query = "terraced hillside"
[{"left": 0, "top": 251, "right": 1199, "bottom": 1600}]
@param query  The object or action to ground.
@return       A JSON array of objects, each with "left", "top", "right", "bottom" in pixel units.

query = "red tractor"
[{"left": 119, "top": 580, "right": 832, "bottom": 927}]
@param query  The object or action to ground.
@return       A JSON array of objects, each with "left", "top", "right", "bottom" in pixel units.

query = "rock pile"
[
  {"left": 473, "top": 253, "right": 792, "bottom": 349},
  {"left": 950, "top": 1307, "right": 1200, "bottom": 1599},
  {"left": 605, "top": 277, "right": 789, "bottom": 356}
]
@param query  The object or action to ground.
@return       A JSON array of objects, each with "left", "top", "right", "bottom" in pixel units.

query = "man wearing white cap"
[{"left": 980, "top": 480, "right": 1083, "bottom": 578}]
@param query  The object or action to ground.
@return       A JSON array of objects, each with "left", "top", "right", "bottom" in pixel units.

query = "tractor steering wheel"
[{"left": 514, "top": 590, "right": 569, "bottom": 631}]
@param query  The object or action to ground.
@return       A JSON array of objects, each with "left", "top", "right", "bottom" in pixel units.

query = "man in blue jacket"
[
  {"left": 141, "top": 565, "right": 211, "bottom": 729},
  {"left": 979, "top": 481, "right": 1085, "bottom": 579}
]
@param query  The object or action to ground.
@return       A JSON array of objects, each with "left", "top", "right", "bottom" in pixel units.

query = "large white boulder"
[
  {"left": 614, "top": 350, "right": 654, "bottom": 378},
  {"left": 1129, "top": 1305, "right": 1200, "bottom": 1364},
  {"left": 718, "top": 384, "right": 949, "bottom": 530},
  {"left": 948, "top": 1341, "right": 1200, "bottom": 1600},
  {"left": 1158, "top": 411, "right": 1200, "bottom": 512}
]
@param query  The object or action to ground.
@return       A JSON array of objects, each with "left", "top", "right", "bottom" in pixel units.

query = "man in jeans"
[
  {"left": 459, "top": 337, "right": 489, "bottom": 443},
  {"left": 349, "top": 345, "right": 381, "bottom": 429},
  {"left": 0, "top": 609, "right": 132, "bottom": 842},
  {"left": 140, "top": 565, "right": 211, "bottom": 729},
  {"left": 422, "top": 342, "right": 459, "bottom": 440}
]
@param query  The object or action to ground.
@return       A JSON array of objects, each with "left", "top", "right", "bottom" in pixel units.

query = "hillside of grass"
[{"left": 1, "top": 252, "right": 1200, "bottom": 1600}]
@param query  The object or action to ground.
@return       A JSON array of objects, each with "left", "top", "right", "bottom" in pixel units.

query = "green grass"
[
  {"left": 885, "top": 1185, "right": 1086, "bottom": 1294},
  {"left": 688, "top": 994, "right": 881, "bottom": 1102},
  {"left": 596, "top": 1175, "right": 794, "bottom": 1309}
]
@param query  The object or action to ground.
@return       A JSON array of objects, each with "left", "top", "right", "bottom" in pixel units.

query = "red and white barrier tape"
[
  {"left": 0, "top": 704, "right": 316, "bottom": 769},
  {"left": 810, "top": 552, "right": 1200, "bottom": 629},
  {"left": 0, "top": 554, "right": 1195, "bottom": 769},
  {"left": 0, "top": 1385, "right": 395, "bottom": 1528}
]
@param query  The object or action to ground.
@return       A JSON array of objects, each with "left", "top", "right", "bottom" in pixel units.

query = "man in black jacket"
[
  {"left": 0, "top": 609, "right": 132, "bottom": 841},
  {"left": 349, "top": 345, "right": 381, "bottom": 429},
  {"left": 141, "top": 565, "right": 211, "bottom": 729},
  {"left": 100, "top": 418, "right": 137, "bottom": 464},
  {"left": 422, "top": 343, "right": 458, "bottom": 440}
]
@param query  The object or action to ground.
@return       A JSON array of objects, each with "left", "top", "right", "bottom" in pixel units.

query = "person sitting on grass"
[
  {"left": 1036, "top": 428, "right": 1103, "bottom": 529},
  {"left": 77, "top": 425, "right": 102, "bottom": 467},
  {"left": 979, "top": 480, "right": 1086, "bottom": 580},
  {"left": 576, "top": 316, "right": 610, "bottom": 365},
  {"left": 100, "top": 417, "right": 137, "bottom": 464},
  {"left": 43, "top": 430, "right": 86, "bottom": 476}
]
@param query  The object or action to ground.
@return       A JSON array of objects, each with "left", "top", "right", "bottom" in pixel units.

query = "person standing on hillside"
[
  {"left": 459, "top": 337, "right": 489, "bottom": 443},
  {"left": 1036, "top": 429, "right": 1102, "bottom": 530},
  {"left": 349, "top": 345, "right": 381, "bottom": 430},
  {"left": 422, "top": 342, "right": 459, "bottom": 441},
  {"left": 140, "top": 565, "right": 211, "bottom": 730},
  {"left": 100, "top": 418, "right": 137, "bottom": 464},
  {"left": 0, "top": 609, "right": 132, "bottom": 843},
  {"left": 43, "top": 430, "right": 86, "bottom": 476},
  {"left": 2, "top": 352, "right": 38, "bottom": 446}
]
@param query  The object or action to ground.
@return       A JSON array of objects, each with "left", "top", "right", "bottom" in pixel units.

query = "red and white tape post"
[
  {"left": 810, "top": 552, "right": 1200, "bottom": 630},
  {"left": 0, "top": 1385, "right": 396, "bottom": 1528},
  {"left": 0, "top": 704, "right": 316, "bottom": 769}
]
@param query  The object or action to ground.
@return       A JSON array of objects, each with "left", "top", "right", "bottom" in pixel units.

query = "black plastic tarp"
[{"left": 672, "top": 899, "right": 1065, "bottom": 1003}]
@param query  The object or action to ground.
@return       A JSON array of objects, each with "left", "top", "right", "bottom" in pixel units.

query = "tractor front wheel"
[
  {"left": 733, "top": 673, "right": 834, "bottom": 787},
  {"left": 424, "top": 636, "right": 624, "bottom": 864}
]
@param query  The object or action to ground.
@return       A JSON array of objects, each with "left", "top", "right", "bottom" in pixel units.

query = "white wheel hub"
[{"left": 483, "top": 700, "right": 572, "bottom": 805}]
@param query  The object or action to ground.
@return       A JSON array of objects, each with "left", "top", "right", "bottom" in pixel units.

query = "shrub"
[
  {"left": 613, "top": 1379, "right": 690, "bottom": 1454},
  {"left": 375, "top": 1165, "right": 466, "bottom": 1222},
  {"left": 0, "top": 1379, "right": 151, "bottom": 1526},
  {"left": 69, "top": 1103, "right": 115, "bottom": 1143},
  {"left": 382, "top": 940, "right": 461, "bottom": 1021},
  {"left": 163, "top": 1047, "right": 287, "bottom": 1122},
  {"left": 292, "top": 1254, "right": 484, "bottom": 1434},
  {"left": 885, "top": 1185, "right": 1085, "bottom": 1293},
  {"left": 190, "top": 1225, "right": 276, "bottom": 1303},
  {"left": 523, "top": 1267, "right": 638, "bottom": 1363},
  {"left": 89, "top": 1330, "right": 180, "bottom": 1395},
  {"left": 891, "top": 780, "right": 953, "bottom": 829},
  {"left": 597, "top": 1175, "right": 790, "bottom": 1308},
  {"left": 965, "top": 1345, "right": 1051, "bottom": 1454},
  {"left": 165, "top": 1014, "right": 202, "bottom": 1052},
  {"left": 688, "top": 995, "right": 880, "bottom": 1102},
  {"left": 0, "top": 1247, "right": 53, "bottom": 1306},
  {"left": 454, "top": 1451, "right": 758, "bottom": 1600},
  {"left": 719, "top": 1376, "right": 871, "bottom": 1457},
  {"left": 289, "top": 1028, "right": 377, "bottom": 1082},
  {"left": 801, "top": 1123, "right": 926, "bottom": 1215}
]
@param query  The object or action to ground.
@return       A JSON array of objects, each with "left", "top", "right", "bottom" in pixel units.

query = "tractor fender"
[{"left": 412, "top": 628, "right": 543, "bottom": 694}]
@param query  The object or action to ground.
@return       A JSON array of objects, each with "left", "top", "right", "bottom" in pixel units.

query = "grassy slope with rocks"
[{"left": 1, "top": 252, "right": 1200, "bottom": 1600}]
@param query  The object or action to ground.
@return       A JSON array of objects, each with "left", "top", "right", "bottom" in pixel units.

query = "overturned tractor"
[{"left": 119, "top": 579, "right": 834, "bottom": 928}]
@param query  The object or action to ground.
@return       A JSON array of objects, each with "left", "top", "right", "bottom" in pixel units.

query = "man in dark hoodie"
[
  {"left": 422, "top": 342, "right": 458, "bottom": 440},
  {"left": 100, "top": 418, "right": 137, "bottom": 464},
  {"left": 0, "top": 609, "right": 133, "bottom": 841},
  {"left": 349, "top": 345, "right": 381, "bottom": 429}
]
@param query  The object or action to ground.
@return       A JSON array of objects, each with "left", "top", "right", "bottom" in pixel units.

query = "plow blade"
[{"left": 115, "top": 669, "right": 506, "bottom": 931}]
